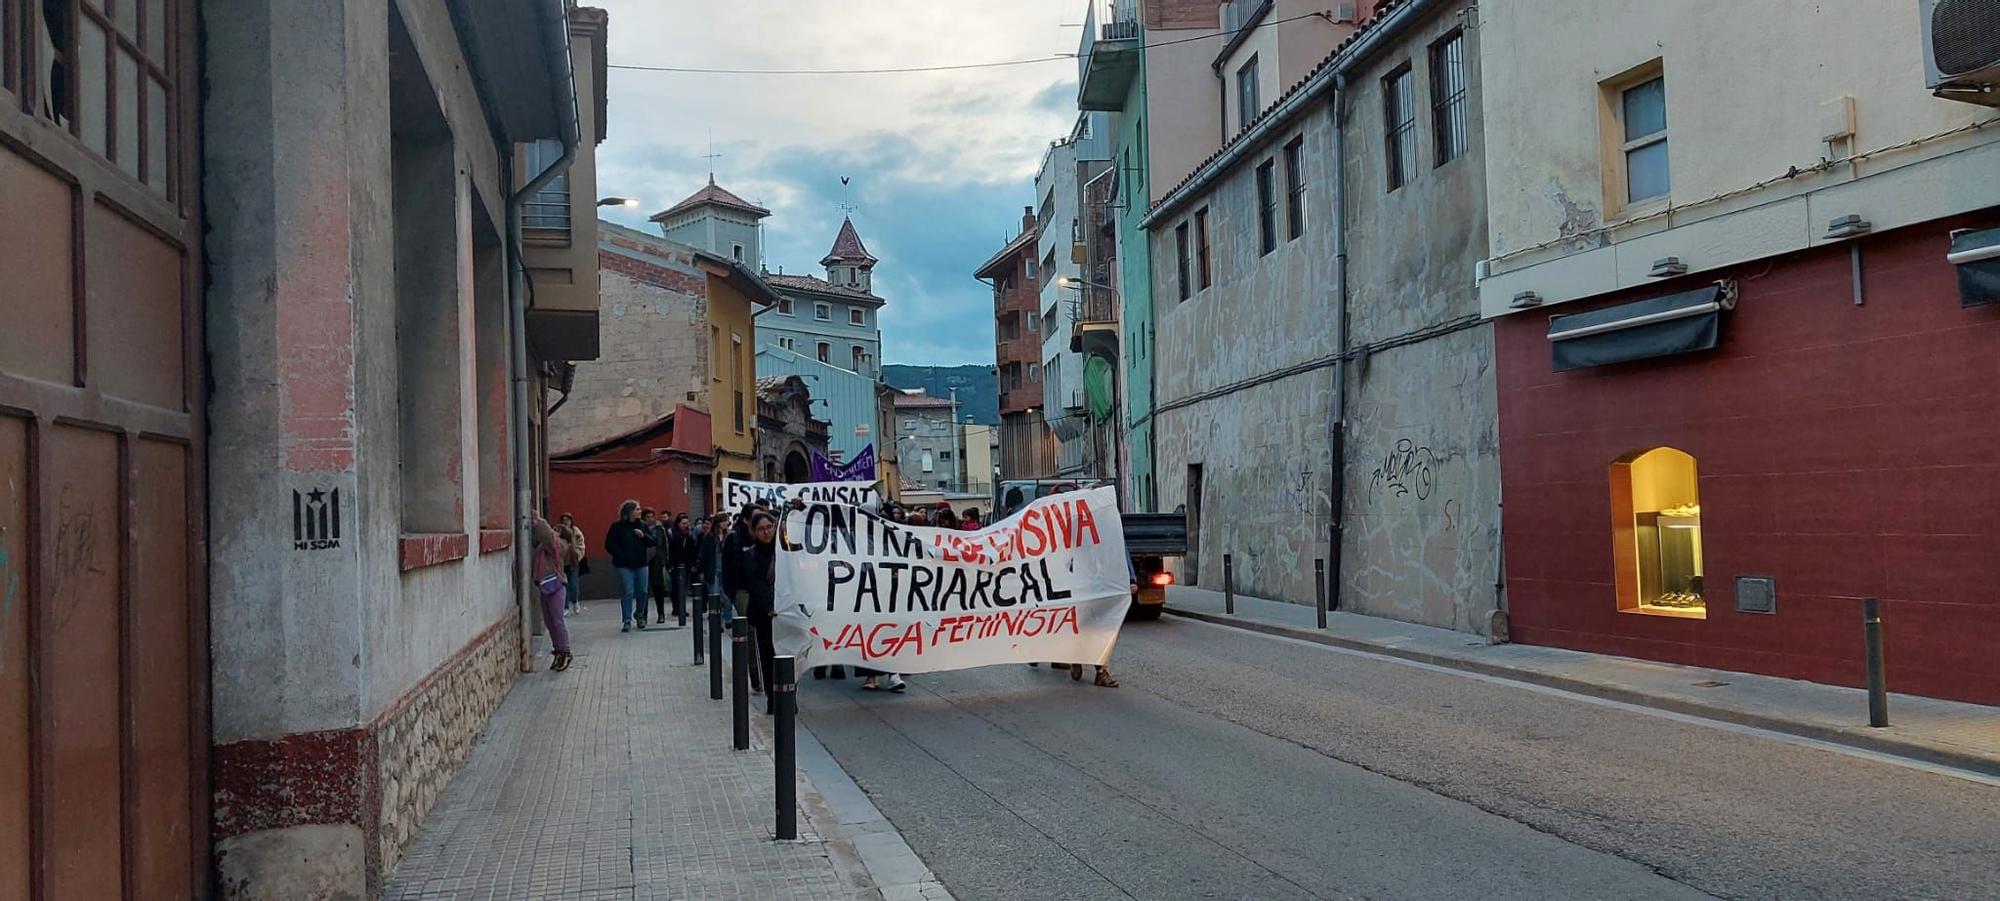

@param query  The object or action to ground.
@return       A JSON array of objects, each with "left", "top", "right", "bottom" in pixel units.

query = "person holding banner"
[
  {"left": 733, "top": 509, "right": 782, "bottom": 712},
  {"left": 604, "top": 500, "right": 657, "bottom": 633}
]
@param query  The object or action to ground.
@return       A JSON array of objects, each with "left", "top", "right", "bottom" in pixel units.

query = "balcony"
[
  {"left": 1067, "top": 284, "right": 1120, "bottom": 361},
  {"left": 1077, "top": 0, "right": 1141, "bottom": 111}
]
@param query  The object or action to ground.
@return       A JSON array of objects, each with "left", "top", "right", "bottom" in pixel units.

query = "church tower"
[
  {"left": 649, "top": 176, "right": 771, "bottom": 269},
  {"left": 821, "top": 217, "right": 878, "bottom": 294}
]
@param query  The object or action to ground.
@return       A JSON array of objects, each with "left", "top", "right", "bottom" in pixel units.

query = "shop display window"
[{"left": 1610, "top": 447, "right": 1706, "bottom": 618}]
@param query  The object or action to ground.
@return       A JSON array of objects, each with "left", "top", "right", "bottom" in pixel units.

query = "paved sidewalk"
[
  {"left": 1166, "top": 586, "right": 2000, "bottom": 777},
  {"left": 382, "top": 603, "right": 947, "bottom": 900}
]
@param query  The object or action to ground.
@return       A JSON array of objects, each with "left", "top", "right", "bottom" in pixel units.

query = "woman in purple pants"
[{"left": 532, "top": 513, "right": 573, "bottom": 671}]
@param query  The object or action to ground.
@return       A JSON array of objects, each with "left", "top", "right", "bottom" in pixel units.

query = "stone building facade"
[
  {"left": 1141, "top": 0, "right": 1500, "bottom": 636},
  {"left": 756, "top": 376, "right": 831, "bottom": 483},
  {"left": 550, "top": 221, "right": 712, "bottom": 454}
]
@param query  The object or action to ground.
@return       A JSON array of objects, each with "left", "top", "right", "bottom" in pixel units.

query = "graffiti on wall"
[{"left": 1368, "top": 438, "right": 1443, "bottom": 502}]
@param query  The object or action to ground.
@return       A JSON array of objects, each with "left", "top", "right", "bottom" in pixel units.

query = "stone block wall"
[{"left": 375, "top": 617, "right": 520, "bottom": 878}]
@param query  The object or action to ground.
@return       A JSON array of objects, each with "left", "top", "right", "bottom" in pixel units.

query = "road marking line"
[{"left": 1174, "top": 617, "right": 2000, "bottom": 790}]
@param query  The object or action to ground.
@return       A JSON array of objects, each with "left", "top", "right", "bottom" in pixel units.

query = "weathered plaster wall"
[
  {"left": 204, "top": 0, "right": 537, "bottom": 895},
  {"left": 1150, "top": 104, "right": 1338, "bottom": 603},
  {"left": 1335, "top": 0, "right": 1500, "bottom": 634},
  {"left": 548, "top": 230, "right": 709, "bottom": 455}
]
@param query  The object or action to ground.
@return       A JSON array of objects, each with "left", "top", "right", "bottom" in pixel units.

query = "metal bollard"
[
  {"left": 1315, "top": 558, "right": 1327, "bottom": 629},
  {"left": 692, "top": 591, "right": 706, "bottom": 665},
  {"left": 708, "top": 598, "right": 725, "bottom": 700},
  {"left": 677, "top": 570, "right": 689, "bottom": 628},
  {"left": 1863, "top": 597, "right": 1888, "bottom": 727},
  {"left": 1223, "top": 554, "right": 1235, "bottom": 615},
  {"left": 731, "top": 617, "right": 750, "bottom": 750},
  {"left": 773, "top": 656, "right": 798, "bottom": 840}
]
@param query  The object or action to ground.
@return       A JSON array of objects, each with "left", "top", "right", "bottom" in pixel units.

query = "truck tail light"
[{"left": 1150, "top": 572, "right": 1174, "bottom": 587}]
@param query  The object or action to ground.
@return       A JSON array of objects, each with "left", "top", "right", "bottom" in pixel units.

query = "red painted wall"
[{"left": 1495, "top": 212, "right": 2000, "bottom": 706}]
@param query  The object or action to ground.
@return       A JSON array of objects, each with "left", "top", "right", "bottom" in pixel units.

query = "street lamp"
[
  {"left": 1057, "top": 276, "right": 1113, "bottom": 291},
  {"left": 597, "top": 196, "right": 641, "bottom": 208}
]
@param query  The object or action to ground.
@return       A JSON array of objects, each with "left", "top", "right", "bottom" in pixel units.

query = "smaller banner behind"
[
  {"left": 775, "top": 486, "right": 1130, "bottom": 673},
  {"left": 722, "top": 477, "right": 882, "bottom": 511},
  {"left": 811, "top": 445, "right": 877, "bottom": 482}
]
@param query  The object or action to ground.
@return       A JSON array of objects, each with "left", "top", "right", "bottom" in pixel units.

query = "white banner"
[
  {"left": 722, "top": 477, "right": 882, "bottom": 511},
  {"left": 774, "top": 486, "right": 1130, "bottom": 674}
]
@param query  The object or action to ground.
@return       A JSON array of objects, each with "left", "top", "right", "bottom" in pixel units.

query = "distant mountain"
[{"left": 882, "top": 364, "right": 998, "bottom": 425}]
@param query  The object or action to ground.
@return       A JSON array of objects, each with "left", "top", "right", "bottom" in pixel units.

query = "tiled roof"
[
  {"left": 763, "top": 273, "right": 882, "bottom": 303},
  {"left": 974, "top": 229, "right": 1037, "bottom": 279},
  {"left": 893, "top": 393, "right": 956, "bottom": 409},
  {"left": 652, "top": 178, "right": 771, "bottom": 221},
  {"left": 1145, "top": 0, "right": 1407, "bottom": 224},
  {"left": 821, "top": 217, "right": 877, "bottom": 265}
]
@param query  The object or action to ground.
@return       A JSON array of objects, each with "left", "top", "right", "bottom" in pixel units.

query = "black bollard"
[
  {"left": 1863, "top": 597, "right": 1888, "bottom": 727},
  {"left": 731, "top": 617, "right": 750, "bottom": 750},
  {"left": 708, "top": 598, "right": 725, "bottom": 700},
  {"left": 677, "top": 570, "right": 689, "bottom": 629},
  {"left": 773, "top": 655, "right": 798, "bottom": 841},
  {"left": 692, "top": 591, "right": 706, "bottom": 665},
  {"left": 1315, "top": 558, "right": 1327, "bottom": 629},
  {"left": 1224, "top": 553, "right": 1235, "bottom": 615}
]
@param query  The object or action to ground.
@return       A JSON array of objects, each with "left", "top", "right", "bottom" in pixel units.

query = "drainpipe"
[
  {"left": 1326, "top": 78, "right": 1349, "bottom": 612},
  {"left": 506, "top": 1, "right": 580, "bottom": 671}
]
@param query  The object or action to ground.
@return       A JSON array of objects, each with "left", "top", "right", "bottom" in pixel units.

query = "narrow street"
[{"left": 803, "top": 616, "right": 2000, "bottom": 901}]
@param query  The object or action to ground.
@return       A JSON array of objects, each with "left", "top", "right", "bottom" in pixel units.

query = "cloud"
[{"left": 588, "top": 0, "right": 1079, "bottom": 363}]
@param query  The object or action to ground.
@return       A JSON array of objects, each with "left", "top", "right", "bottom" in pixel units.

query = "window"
[
  {"left": 1195, "top": 207, "right": 1212, "bottom": 289},
  {"left": 731, "top": 242, "right": 745, "bottom": 261},
  {"left": 777, "top": 336, "right": 796, "bottom": 351},
  {"left": 1430, "top": 31, "right": 1468, "bottom": 166},
  {"left": 816, "top": 341, "right": 831, "bottom": 363},
  {"left": 850, "top": 308, "right": 865, "bottom": 326},
  {"left": 1028, "top": 363, "right": 1040, "bottom": 381},
  {"left": 22, "top": 0, "right": 179, "bottom": 196},
  {"left": 1025, "top": 255, "right": 1037, "bottom": 280},
  {"left": 921, "top": 450, "right": 935, "bottom": 473},
  {"left": 1620, "top": 74, "right": 1670, "bottom": 204},
  {"left": 940, "top": 450, "right": 953, "bottom": 462},
  {"left": 1611, "top": 448, "right": 1705, "bottom": 619},
  {"left": 852, "top": 345, "right": 867, "bottom": 368},
  {"left": 904, "top": 418, "right": 918, "bottom": 430},
  {"left": 734, "top": 390, "right": 745, "bottom": 433},
  {"left": 523, "top": 139, "right": 571, "bottom": 233},
  {"left": 1384, "top": 64, "right": 1417, "bottom": 191},
  {"left": 1174, "top": 222, "right": 1191, "bottom": 301},
  {"left": 777, "top": 297, "right": 794, "bottom": 315},
  {"left": 731, "top": 334, "right": 744, "bottom": 433},
  {"left": 1026, "top": 311, "right": 1039, "bottom": 332},
  {"left": 711, "top": 326, "right": 722, "bottom": 381},
  {"left": 1255, "top": 160, "right": 1278, "bottom": 255},
  {"left": 1283, "top": 137, "right": 1307, "bottom": 240},
  {"left": 815, "top": 302, "right": 831, "bottom": 321},
  {"left": 1236, "top": 55, "right": 1260, "bottom": 130}
]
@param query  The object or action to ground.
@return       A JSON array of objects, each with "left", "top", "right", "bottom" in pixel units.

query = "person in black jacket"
[
  {"left": 736, "top": 509, "right": 781, "bottom": 712},
  {"left": 692, "top": 514, "right": 729, "bottom": 619},
  {"left": 603, "top": 499, "right": 657, "bottom": 633},
  {"left": 665, "top": 512, "right": 695, "bottom": 626}
]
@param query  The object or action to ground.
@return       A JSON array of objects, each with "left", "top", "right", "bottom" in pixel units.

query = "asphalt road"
[{"left": 799, "top": 616, "right": 2000, "bottom": 901}]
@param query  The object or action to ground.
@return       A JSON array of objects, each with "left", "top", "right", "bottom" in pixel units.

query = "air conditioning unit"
[{"left": 1922, "top": 0, "right": 2000, "bottom": 106}]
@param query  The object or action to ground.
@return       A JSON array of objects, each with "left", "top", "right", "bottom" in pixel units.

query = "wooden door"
[{"left": 1, "top": 0, "right": 207, "bottom": 897}]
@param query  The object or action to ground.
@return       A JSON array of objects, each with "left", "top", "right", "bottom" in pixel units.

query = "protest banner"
[
  {"left": 810, "top": 445, "right": 876, "bottom": 482},
  {"left": 774, "top": 485, "right": 1131, "bottom": 673},
  {"left": 722, "top": 477, "right": 882, "bottom": 511}
]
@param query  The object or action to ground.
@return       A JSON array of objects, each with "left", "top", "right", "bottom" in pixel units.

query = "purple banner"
[{"left": 811, "top": 445, "right": 876, "bottom": 482}]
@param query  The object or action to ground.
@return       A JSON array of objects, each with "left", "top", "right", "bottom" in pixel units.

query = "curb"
[{"left": 1165, "top": 606, "right": 2000, "bottom": 780}]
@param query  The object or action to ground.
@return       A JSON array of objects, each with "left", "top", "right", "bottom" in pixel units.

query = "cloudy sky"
[{"left": 591, "top": 1, "right": 1083, "bottom": 365}]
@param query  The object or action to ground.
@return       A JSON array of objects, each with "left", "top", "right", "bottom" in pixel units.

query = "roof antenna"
[{"left": 703, "top": 129, "right": 722, "bottom": 185}]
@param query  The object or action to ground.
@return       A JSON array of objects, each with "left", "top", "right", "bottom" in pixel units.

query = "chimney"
[{"left": 1022, "top": 205, "right": 1036, "bottom": 235}]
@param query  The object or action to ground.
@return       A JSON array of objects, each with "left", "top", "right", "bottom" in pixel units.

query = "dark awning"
[
  {"left": 1549, "top": 284, "right": 1724, "bottom": 372},
  {"left": 1950, "top": 226, "right": 2000, "bottom": 308}
]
